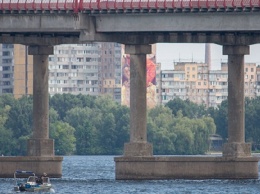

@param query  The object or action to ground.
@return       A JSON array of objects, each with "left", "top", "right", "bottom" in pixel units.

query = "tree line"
[{"left": 0, "top": 94, "right": 259, "bottom": 156}]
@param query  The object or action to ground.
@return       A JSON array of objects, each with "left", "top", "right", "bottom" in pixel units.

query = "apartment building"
[
  {"left": 48, "top": 43, "right": 122, "bottom": 103},
  {"left": 13, "top": 45, "right": 33, "bottom": 98},
  {"left": 0, "top": 43, "right": 122, "bottom": 102},
  {"left": 0, "top": 44, "right": 14, "bottom": 95},
  {"left": 3, "top": 43, "right": 260, "bottom": 108},
  {"left": 161, "top": 62, "right": 258, "bottom": 108}
]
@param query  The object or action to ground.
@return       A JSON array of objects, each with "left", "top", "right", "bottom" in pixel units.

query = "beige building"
[{"left": 13, "top": 45, "right": 33, "bottom": 98}]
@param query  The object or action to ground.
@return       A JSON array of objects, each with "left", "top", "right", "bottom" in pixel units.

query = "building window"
[
  {"left": 3, "top": 81, "right": 11, "bottom": 85},
  {"left": 3, "top": 74, "right": 11, "bottom": 78},
  {"left": 63, "top": 65, "right": 69, "bottom": 69},
  {"left": 2, "top": 88, "right": 13, "bottom": 93},
  {"left": 2, "top": 59, "right": 12, "bottom": 63},
  {"left": 2, "top": 51, "right": 10, "bottom": 56},
  {"left": 77, "top": 57, "right": 84, "bottom": 62},
  {"left": 2, "top": 66, "right": 10, "bottom": 71}
]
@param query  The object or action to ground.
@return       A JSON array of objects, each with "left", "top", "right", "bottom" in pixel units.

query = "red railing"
[{"left": 1, "top": 0, "right": 260, "bottom": 12}]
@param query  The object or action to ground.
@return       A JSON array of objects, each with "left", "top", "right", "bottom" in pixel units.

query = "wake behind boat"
[{"left": 14, "top": 170, "right": 52, "bottom": 192}]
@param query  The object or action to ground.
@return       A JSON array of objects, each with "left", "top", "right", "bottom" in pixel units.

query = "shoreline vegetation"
[{"left": 0, "top": 94, "right": 260, "bottom": 156}]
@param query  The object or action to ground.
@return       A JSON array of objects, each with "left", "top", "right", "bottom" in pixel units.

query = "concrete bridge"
[{"left": 0, "top": 0, "right": 259, "bottom": 179}]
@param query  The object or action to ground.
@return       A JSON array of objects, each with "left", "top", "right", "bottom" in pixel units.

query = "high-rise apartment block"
[
  {"left": 48, "top": 43, "right": 122, "bottom": 103},
  {"left": 0, "top": 44, "right": 33, "bottom": 98},
  {"left": 13, "top": 45, "right": 33, "bottom": 98},
  {"left": 0, "top": 43, "right": 122, "bottom": 102},
  {"left": 0, "top": 44, "right": 14, "bottom": 95}
]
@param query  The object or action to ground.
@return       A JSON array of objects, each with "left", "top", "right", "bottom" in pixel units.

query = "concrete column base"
[
  {"left": 115, "top": 156, "right": 259, "bottom": 180},
  {"left": 124, "top": 142, "right": 153, "bottom": 157},
  {"left": 0, "top": 156, "right": 63, "bottom": 178},
  {"left": 27, "top": 139, "right": 54, "bottom": 156},
  {"left": 223, "top": 143, "right": 251, "bottom": 157}
]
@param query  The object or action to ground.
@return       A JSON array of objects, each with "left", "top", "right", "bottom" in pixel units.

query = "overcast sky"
[{"left": 156, "top": 43, "right": 260, "bottom": 70}]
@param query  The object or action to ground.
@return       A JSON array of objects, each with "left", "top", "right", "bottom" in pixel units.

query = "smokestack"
[{"left": 205, "top": 43, "right": 211, "bottom": 70}]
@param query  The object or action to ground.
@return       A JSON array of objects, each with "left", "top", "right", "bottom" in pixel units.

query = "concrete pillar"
[
  {"left": 123, "top": 45, "right": 153, "bottom": 156},
  {"left": 222, "top": 45, "right": 251, "bottom": 157},
  {"left": 27, "top": 45, "right": 54, "bottom": 156}
]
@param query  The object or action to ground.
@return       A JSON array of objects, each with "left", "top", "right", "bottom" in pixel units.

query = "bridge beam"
[
  {"left": 123, "top": 44, "right": 153, "bottom": 157},
  {"left": 222, "top": 45, "right": 251, "bottom": 157}
]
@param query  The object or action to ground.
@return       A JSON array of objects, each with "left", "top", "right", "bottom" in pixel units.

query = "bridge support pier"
[
  {"left": 115, "top": 44, "right": 259, "bottom": 180},
  {"left": 0, "top": 46, "right": 62, "bottom": 178},
  {"left": 27, "top": 45, "right": 55, "bottom": 157},
  {"left": 222, "top": 45, "right": 251, "bottom": 157},
  {"left": 123, "top": 44, "right": 153, "bottom": 157}
]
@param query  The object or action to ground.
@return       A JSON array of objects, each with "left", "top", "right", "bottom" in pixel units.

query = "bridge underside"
[
  {"left": 115, "top": 156, "right": 259, "bottom": 179},
  {"left": 2, "top": 32, "right": 260, "bottom": 46}
]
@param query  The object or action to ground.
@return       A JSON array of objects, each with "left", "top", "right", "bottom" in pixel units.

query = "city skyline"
[{"left": 156, "top": 43, "right": 260, "bottom": 70}]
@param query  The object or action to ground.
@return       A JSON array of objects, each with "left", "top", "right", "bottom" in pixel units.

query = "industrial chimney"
[{"left": 205, "top": 43, "right": 211, "bottom": 70}]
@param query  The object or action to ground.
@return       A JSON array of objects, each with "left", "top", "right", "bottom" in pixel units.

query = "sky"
[{"left": 156, "top": 43, "right": 260, "bottom": 70}]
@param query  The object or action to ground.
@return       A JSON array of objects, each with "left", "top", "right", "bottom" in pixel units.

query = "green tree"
[
  {"left": 191, "top": 117, "right": 216, "bottom": 154},
  {"left": 64, "top": 107, "right": 100, "bottom": 155},
  {"left": 50, "top": 93, "right": 84, "bottom": 120},
  {"left": 49, "top": 107, "right": 60, "bottom": 124},
  {"left": 4, "top": 96, "right": 33, "bottom": 155},
  {"left": 148, "top": 106, "right": 176, "bottom": 154},
  {"left": 172, "top": 113, "right": 194, "bottom": 154},
  {"left": 50, "top": 121, "right": 76, "bottom": 155},
  {"left": 5, "top": 95, "right": 33, "bottom": 139},
  {"left": 245, "top": 97, "right": 260, "bottom": 150},
  {"left": 113, "top": 105, "right": 130, "bottom": 154},
  {"left": 0, "top": 105, "right": 15, "bottom": 155},
  {"left": 0, "top": 94, "right": 16, "bottom": 108},
  {"left": 211, "top": 100, "right": 228, "bottom": 140},
  {"left": 165, "top": 98, "right": 207, "bottom": 118},
  {"left": 97, "top": 113, "right": 116, "bottom": 154}
]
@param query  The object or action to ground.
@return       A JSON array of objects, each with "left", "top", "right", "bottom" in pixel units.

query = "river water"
[{"left": 1, "top": 155, "right": 260, "bottom": 194}]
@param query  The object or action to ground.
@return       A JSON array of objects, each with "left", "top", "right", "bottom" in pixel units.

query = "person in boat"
[
  {"left": 36, "top": 176, "right": 41, "bottom": 184},
  {"left": 19, "top": 183, "right": 26, "bottom": 192},
  {"left": 37, "top": 172, "right": 47, "bottom": 184}
]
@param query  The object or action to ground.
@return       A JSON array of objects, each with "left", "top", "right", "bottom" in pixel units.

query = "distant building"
[
  {"left": 160, "top": 62, "right": 258, "bottom": 107},
  {"left": 13, "top": 45, "right": 33, "bottom": 98},
  {"left": 48, "top": 43, "right": 122, "bottom": 103},
  {"left": 156, "top": 62, "right": 162, "bottom": 105},
  {"left": 2, "top": 43, "right": 260, "bottom": 108},
  {"left": 0, "top": 43, "right": 122, "bottom": 102},
  {"left": 0, "top": 44, "right": 14, "bottom": 95}
]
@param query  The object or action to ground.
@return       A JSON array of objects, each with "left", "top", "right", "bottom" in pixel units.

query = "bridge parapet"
[{"left": 1, "top": 0, "right": 260, "bottom": 14}]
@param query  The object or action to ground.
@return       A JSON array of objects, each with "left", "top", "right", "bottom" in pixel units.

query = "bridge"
[{"left": 0, "top": 0, "right": 259, "bottom": 179}]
